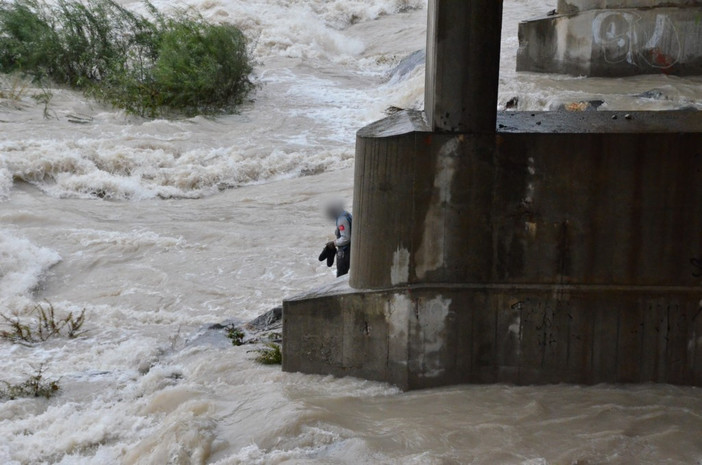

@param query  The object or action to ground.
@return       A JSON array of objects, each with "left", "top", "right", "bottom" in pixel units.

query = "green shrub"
[
  {"left": 31, "top": 84, "right": 55, "bottom": 118},
  {"left": 0, "top": 365, "right": 60, "bottom": 400},
  {"left": 226, "top": 327, "right": 245, "bottom": 346},
  {"left": 0, "top": 1, "right": 58, "bottom": 78},
  {"left": 0, "top": 0, "right": 253, "bottom": 117},
  {"left": 153, "top": 22, "right": 250, "bottom": 113},
  {"left": 252, "top": 343, "right": 282, "bottom": 365},
  {"left": 0, "top": 74, "right": 28, "bottom": 100},
  {"left": 0, "top": 302, "right": 86, "bottom": 344}
]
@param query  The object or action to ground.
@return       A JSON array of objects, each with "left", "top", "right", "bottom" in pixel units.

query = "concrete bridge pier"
[
  {"left": 517, "top": 0, "right": 702, "bottom": 76},
  {"left": 424, "top": 0, "right": 502, "bottom": 132},
  {"left": 282, "top": 0, "right": 702, "bottom": 390}
]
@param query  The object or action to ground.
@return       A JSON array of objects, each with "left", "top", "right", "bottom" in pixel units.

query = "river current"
[{"left": 1, "top": 0, "right": 701, "bottom": 463}]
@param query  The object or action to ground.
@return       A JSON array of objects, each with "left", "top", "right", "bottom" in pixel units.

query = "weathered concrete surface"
[
  {"left": 282, "top": 0, "right": 702, "bottom": 390},
  {"left": 517, "top": 5, "right": 702, "bottom": 76},
  {"left": 351, "top": 110, "right": 702, "bottom": 290},
  {"left": 497, "top": 109, "right": 702, "bottom": 133},
  {"left": 558, "top": 0, "right": 702, "bottom": 14},
  {"left": 284, "top": 284, "right": 702, "bottom": 390},
  {"left": 425, "top": 0, "right": 502, "bottom": 132},
  {"left": 282, "top": 110, "right": 702, "bottom": 389}
]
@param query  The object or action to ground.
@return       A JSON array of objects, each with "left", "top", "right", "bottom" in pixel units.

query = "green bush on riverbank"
[{"left": 0, "top": 0, "right": 253, "bottom": 117}]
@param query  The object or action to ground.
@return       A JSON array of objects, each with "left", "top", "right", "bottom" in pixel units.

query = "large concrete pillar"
[
  {"left": 283, "top": 0, "right": 702, "bottom": 390},
  {"left": 425, "top": 0, "right": 503, "bottom": 133}
]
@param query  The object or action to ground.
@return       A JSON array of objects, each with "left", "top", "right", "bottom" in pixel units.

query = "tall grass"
[
  {"left": 252, "top": 343, "right": 282, "bottom": 365},
  {"left": 0, "top": 302, "right": 86, "bottom": 345},
  {"left": 0, "top": 364, "right": 60, "bottom": 400},
  {"left": 0, "top": 73, "right": 28, "bottom": 100},
  {"left": 0, "top": 0, "right": 253, "bottom": 117}
]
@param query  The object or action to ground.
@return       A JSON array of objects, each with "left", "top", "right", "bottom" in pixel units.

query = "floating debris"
[
  {"left": 559, "top": 100, "right": 604, "bottom": 112},
  {"left": 66, "top": 114, "right": 94, "bottom": 124}
]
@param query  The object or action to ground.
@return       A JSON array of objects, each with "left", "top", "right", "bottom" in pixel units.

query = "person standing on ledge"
[{"left": 324, "top": 202, "right": 352, "bottom": 277}]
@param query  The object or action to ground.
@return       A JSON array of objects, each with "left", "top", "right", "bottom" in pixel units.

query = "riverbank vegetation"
[
  {"left": 0, "top": 302, "right": 86, "bottom": 344},
  {"left": 252, "top": 343, "right": 282, "bottom": 365},
  {"left": 0, "top": 365, "right": 60, "bottom": 400},
  {"left": 0, "top": 0, "right": 253, "bottom": 117}
]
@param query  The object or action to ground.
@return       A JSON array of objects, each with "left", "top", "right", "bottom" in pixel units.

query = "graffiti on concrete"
[
  {"left": 511, "top": 299, "right": 560, "bottom": 349},
  {"left": 592, "top": 12, "right": 682, "bottom": 70}
]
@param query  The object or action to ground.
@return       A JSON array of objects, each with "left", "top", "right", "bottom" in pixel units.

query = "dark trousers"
[{"left": 336, "top": 247, "right": 350, "bottom": 277}]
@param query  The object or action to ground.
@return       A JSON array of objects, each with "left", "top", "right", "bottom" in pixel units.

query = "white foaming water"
[
  {"left": 0, "top": 167, "right": 11, "bottom": 199},
  {"left": 0, "top": 230, "right": 61, "bottom": 303},
  {"left": 0, "top": 0, "right": 427, "bottom": 200},
  {"left": 1, "top": 1, "right": 701, "bottom": 464}
]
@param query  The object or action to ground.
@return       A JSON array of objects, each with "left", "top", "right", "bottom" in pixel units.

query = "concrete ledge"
[
  {"left": 366, "top": 109, "right": 702, "bottom": 135},
  {"left": 558, "top": 0, "right": 702, "bottom": 15},
  {"left": 285, "top": 275, "right": 355, "bottom": 302},
  {"left": 517, "top": 7, "right": 702, "bottom": 76},
  {"left": 282, "top": 284, "right": 702, "bottom": 389},
  {"left": 357, "top": 110, "right": 429, "bottom": 138},
  {"left": 497, "top": 110, "right": 702, "bottom": 133}
]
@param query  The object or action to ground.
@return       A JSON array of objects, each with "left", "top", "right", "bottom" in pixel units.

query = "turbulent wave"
[
  {"left": 2, "top": 139, "right": 354, "bottom": 200},
  {"left": 2, "top": 0, "right": 701, "bottom": 202},
  {"left": 0, "top": 0, "right": 426, "bottom": 200},
  {"left": 141, "top": 0, "right": 426, "bottom": 60},
  {"left": 0, "top": 230, "right": 61, "bottom": 301},
  {"left": 1, "top": 2, "right": 702, "bottom": 464},
  {"left": 0, "top": 166, "right": 11, "bottom": 200}
]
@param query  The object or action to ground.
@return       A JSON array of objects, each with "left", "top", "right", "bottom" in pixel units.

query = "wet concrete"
[
  {"left": 362, "top": 109, "right": 702, "bottom": 135},
  {"left": 282, "top": 0, "right": 702, "bottom": 390},
  {"left": 283, "top": 108, "right": 702, "bottom": 389},
  {"left": 517, "top": 4, "right": 702, "bottom": 77},
  {"left": 497, "top": 110, "right": 702, "bottom": 133}
]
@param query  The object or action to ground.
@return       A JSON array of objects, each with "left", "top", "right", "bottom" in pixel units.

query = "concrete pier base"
[
  {"left": 284, "top": 283, "right": 702, "bottom": 390},
  {"left": 282, "top": 110, "right": 702, "bottom": 390},
  {"left": 517, "top": 0, "right": 702, "bottom": 76},
  {"left": 282, "top": 0, "right": 702, "bottom": 390}
]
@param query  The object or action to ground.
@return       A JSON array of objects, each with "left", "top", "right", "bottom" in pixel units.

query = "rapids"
[{"left": 0, "top": 1, "right": 701, "bottom": 464}]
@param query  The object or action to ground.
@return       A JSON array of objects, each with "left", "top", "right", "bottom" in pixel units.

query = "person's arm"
[{"left": 334, "top": 216, "right": 351, "bottom": 247}]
